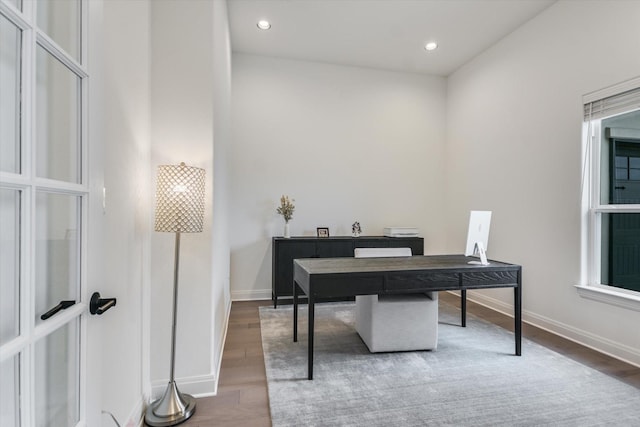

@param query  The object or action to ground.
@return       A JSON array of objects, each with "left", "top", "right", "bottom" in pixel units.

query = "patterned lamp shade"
[{"left": 154, "top": 162, "right": 205, "bottom": 233}]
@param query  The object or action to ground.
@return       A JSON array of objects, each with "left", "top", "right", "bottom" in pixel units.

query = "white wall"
[
  {"left": 230, "top": 54, "right": 448, "bottom": 299},
  {"left": 101, "top": 0, "right": 151, "bottom": 424},
  {"left": 95, "top": 1, "right": 640, "bottom": 423},
  {"left": 211, "top": 0, "right": 233, "bottom": 389},
  {"left": 446, "top": 0, "right": 640, "bottom": 365},
  {"left": 98, "top": 0, "right": 232, "bottom": 423},
  {"left": 149, "top": 0, "right": 216, "bottom": 396}
]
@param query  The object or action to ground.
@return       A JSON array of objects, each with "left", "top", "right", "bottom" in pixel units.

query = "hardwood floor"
[
  {"left": 181, "top": 300, "right": 272, "bottom": 427},
  {"left": 180, "top": 294, "right": 640, "bottom": 426}
]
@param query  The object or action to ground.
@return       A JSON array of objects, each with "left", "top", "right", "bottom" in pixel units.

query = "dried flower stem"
[{"left": 276, "top": 195, "right": 295, "bottom": 222}]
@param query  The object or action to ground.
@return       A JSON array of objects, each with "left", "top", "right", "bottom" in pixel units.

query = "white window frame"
[{"left": 577, "top": 76, "right": 640, "bottom": 312}]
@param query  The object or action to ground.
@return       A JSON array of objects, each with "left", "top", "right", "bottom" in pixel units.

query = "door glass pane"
[
  {"left": 0, "top": 189, "right": 20, "bottom": 345},
  {"left": 35, "top": 192, "right": 80, "bottom": 325},
  {"left": 615, "top": 168, "right": 628, "bottom": 180},
  {"left": 34, "top": 320, "right": 80, "bottom": 427},
  {"left": 0, "top": 15, "right": 21, "bottom": 174},
  {"left": 37, "top": 0, "right": 80, "bottom": 60},
  {"left": 0, "top": 355, "right": 20, "bottom": 427},
  {"left": 36, "top": 46, "right": 81, "bottom": 183}
]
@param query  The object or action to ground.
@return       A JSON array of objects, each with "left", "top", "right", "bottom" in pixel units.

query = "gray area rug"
[{"left": 259, "top": 302, "right": 640, "bottom": 426}]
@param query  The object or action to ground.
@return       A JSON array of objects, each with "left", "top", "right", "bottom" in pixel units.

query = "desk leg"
[
  {"left": 515, "top": 274, "right": 522, "bottom": 356},
  {"left": 293, "top": 281, "right": 298, "bottom": 342},
  {"left": 461, "top": 289, "right": 467, "bottom": 327},
  {"left": 308, "top": 296, "right": 315, "bottom": 380}
]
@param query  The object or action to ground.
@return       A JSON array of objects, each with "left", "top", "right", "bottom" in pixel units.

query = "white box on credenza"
[{"left": 383, "top": 227, "right": 420, "bottom": 237}]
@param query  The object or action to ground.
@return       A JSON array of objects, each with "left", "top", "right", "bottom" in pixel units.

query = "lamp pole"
[{"left": 145, "top": 232, "right": 196, "bottom": 426}]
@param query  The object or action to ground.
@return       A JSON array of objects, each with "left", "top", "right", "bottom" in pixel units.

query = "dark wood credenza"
[{"left": 271, "top": 236, "right": 424, "bottom": 307}]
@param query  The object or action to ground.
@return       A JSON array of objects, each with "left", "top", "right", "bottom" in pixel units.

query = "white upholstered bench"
[{"left": 354, "top": 247, "right": 439, "bottom": 353}]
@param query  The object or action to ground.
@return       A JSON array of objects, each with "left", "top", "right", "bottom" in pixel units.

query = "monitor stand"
[{"left": 467, "top": 242, "right": 489, "bottom": 266}]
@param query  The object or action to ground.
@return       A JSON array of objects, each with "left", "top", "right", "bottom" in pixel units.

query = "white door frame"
[{"left": 0, "top": 0, "right": 104, "bottom": 425}]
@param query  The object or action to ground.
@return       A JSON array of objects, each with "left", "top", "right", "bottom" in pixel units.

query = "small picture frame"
[{"left": 317, "top": 227, "right": 330, "bottom": 238}]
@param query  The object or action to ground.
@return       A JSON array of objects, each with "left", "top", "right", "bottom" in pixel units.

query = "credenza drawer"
[{"left": 385, "top": 272, "right": 459, "bottom": 291}]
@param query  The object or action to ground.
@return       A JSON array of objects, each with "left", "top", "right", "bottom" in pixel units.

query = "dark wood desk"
[{"left": 293, "top": 254, "right": 522, "bottom": 380}]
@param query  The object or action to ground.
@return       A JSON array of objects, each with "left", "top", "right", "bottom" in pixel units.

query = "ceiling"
[{"left": 228, "top": 0, "right": 556, "bottom": 76}]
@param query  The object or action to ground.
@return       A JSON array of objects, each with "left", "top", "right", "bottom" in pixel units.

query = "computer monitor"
[{"left": 464, "top": 210, "right": 492, "bottom": 265}]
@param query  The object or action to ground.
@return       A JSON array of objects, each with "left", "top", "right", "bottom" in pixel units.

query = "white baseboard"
[
  {"left": 231, "top": 288, "right": 271, "bottom": 301},
  {"left": 150, "top": 373, "right": 217, "bottom": 400},
  {"left": 457, "top": 290, "right": 640, "bottom": 368},
  {"left": 211, "top": 297, "right": 233, "bottom": 395}
]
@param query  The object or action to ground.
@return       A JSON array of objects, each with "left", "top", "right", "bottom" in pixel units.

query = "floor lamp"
[{"left": 145, "top": 162, "right": 205, "bottom": 427}]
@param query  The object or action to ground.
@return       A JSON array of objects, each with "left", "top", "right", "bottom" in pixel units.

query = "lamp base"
[{"left": 144, "top": 381, "right": 196, "bottom": 426}]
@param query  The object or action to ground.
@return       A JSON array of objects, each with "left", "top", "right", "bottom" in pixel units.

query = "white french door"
[{"left": 0, "top": 0, "right": 101, "bottom": 426}]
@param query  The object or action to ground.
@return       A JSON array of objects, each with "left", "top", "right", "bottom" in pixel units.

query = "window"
[{"left": 582, "top": 77, "right": 640, "bottom": 306}]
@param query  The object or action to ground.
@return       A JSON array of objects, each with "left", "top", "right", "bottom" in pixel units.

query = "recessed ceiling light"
[
  {"left": 257, "top": 20, "right": 271, "bottom": 30},
  {"left": 424, "top": 42, "right": 438, "bottom": 51}
]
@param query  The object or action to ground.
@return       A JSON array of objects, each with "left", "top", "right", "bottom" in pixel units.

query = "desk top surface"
[{"left": 294, "top": 254, "right": 520, "bottom": 275}]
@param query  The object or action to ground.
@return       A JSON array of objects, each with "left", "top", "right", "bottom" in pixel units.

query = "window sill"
[{"left": 575, "top": 284, "right": 640, "bottom": 312}]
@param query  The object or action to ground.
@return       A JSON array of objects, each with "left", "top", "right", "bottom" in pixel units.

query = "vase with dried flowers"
[{"left": 276, "top": 195, "right": 295, "bottom": 238}]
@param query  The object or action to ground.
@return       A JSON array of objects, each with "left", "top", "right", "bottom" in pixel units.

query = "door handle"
[
  {"left": 41, "top": 300, "right": 76, "bottom": 320},
  {"left": 90, "top": 292, "right": 117, "bottom": 315},
  {"left": 615, "top": 186, "right": 626, "bottom": 190}
]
